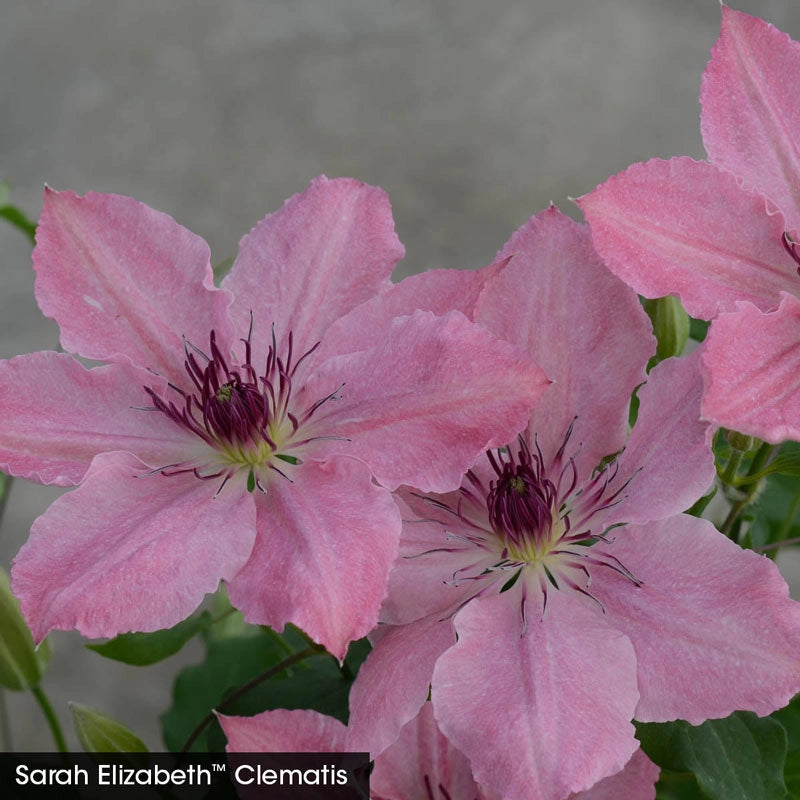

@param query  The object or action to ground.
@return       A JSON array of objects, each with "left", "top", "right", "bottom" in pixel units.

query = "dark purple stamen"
[
  {"left": 142, "top": 318, "right": 341, "bottom": 482},
  {"left": 486, "top": 436, "right": 560, "bottom": 550}
]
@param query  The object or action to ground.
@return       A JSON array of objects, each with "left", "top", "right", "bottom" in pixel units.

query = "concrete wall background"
[{"left": 2, "top": 0, "right": 799, "bottom": 751}]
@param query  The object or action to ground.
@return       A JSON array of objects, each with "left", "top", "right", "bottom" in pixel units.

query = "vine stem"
[
  {"left": 31, "top": 685, "right": 68, "bottom": 753},
  {"left": 0, "top": 690, "right": 12, "bottom": 751},
  {"left": 720, "top": 442, "right": 776, "bottom": 538},
  {"left": 179, "top": 644, "right": 323, "bottom": 755}
]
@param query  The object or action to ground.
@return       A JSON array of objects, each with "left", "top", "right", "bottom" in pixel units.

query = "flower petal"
[
  {"left": 605, "top": 349, "right": 715, "bottom": 526},
  {"left": 320, "top": 261, "right": 503, "bottom": 358},
  {"left": 226, "top": 456, "right": 401, "bottom": 661},
  {"left": 702, "top": 7, "right": 800, "bottom": 233},
  {"left": 475, "top": 206, "right": 653, "bottom": 476},
  {"left": 578, "top": 158, "right": 796, "bottom": 318},
  {"left": 223, "top": 175, "right": 404, "bottom": 362},
  {"left": 0, "top": 352, "right": 208, "bottom": 486},
  {"left": 34, "top": 189, "right": 233, "bottom": 378},
  {"left": 592, "top": 514, "right": 800, "bottom": 723},
  {"left": 702, "top": 294, "right": 800, "bottom": 443},
  {"left": 307, "top": 309, "right": 549, "bottom": 493},
  {"left": 380, "top": 489, "right": 494, "bottom": 626},
  {"left": 573, "top": 749, "right": 658, "bottom": 800},
  {"left": 372, "top": 703, "right": 501, "bottom": 800},
  {"left": 433, "top": 589, "right": 639, "bottom": 800},
  {"left": 11, "top": 452, "right": 256, "bottom": 642},
  {"left": 220, "top": 708, "right": 347, "bottom": 752},
  {"left": 346, "top": 617, "right": 456, "bottom": 758}
]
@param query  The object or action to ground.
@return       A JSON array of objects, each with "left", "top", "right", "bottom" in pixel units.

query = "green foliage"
[
  {"left": 0, "top": 567, "right": 50, "bottom": 690},
  {"left": 70, "top": 703, "right": 148, "bottom": 753},
  {"left": 774, "top": 694, "right": 800, "bottom": 799},
  {"left": 161, "top": 622, "right": 368, "bottom": 752},
  {"left": 638, "top": 713, "right": 787, "bottom": 800},
  {"left": 86, "top": 611, "right": 212, "bottom": 666},
  {"left": 0, "top": 181, "right": 36, "bottom": 243}
]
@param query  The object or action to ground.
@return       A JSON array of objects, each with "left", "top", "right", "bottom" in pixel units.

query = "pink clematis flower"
[
  {"left": 342, "top": 208, "right": 800, "bottom": 800},
  {"left": 2, "top": 177, "right": 547, "bottom": 658},
  {"left": 578, "top": 6, "right": 800, "bottom": 442},
  {"left": 219, "top": 703, "right": 660, "bottom": 800}
]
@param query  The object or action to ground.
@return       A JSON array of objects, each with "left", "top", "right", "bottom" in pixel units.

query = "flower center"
[
  {"left": 782, "top": 231, "right": 800, "bottom": 276},
  {"left": 142, "top": 317, "right": 343, "bottom": 493},
  {"left": 408, "top": 424, "right": 642, "bottom": 621}
]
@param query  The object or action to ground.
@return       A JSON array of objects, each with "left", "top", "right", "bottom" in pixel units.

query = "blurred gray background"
[{"left": 2, "top": 0, "right": 800, "bottom": 751}]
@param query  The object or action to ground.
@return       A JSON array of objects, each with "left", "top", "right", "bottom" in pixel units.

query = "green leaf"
[
  {"left": 86, "top": 611, "right": 211, "bottom": 666},
  {"left": 161, "top": 625, "right": 358, "bottom": 752},
  {"left": 70, "top": 703, "right": 148, "bottom": 752},
  {"left": 774, "top": 694, "right": 800, "bottom": 799},
  {"left": 636, "top": 713, "right": 788, "bottom": 800},
  {"left": 744, "top": 471, "right": 800, "bottom": 553},
  {"left": 0, "top": 184, "right": 36, "bottom": 244},
  {"left": 0, "top": 568, "right": 49, "bottom": 690}
]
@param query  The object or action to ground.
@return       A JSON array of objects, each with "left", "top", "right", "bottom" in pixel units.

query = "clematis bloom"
[
  {"left": 219, "top": 703, "right": 659, "bottom": 800},
  {"left": 3, "top": 177, "right": 547, "bottom": 658},
  {"left": 343, "top": 208, "right": 800, "bottom": 800},
  {"left": 579, "top": 6, "right": 800, "bottom": 442}
]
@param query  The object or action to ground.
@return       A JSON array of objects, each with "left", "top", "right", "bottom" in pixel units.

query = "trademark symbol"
[{"left": 212, "top": 763, "right": 227, "bottom": 772}]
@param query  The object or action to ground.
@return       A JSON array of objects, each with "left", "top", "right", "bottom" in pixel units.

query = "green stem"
[
  {"left": 179, "top": 644, "right": 322, "bottom": 755},
  {"left": 0, "top": 473, "right": 14, "bottom": 529},
  {"left": 0, "top": 689, "right": 12, "bottom": 751},
  {"left": 31, "top": 685, "right": 67, "bottom": 753},
  {"left": 720, "top": 448, "right": 744, "bottom": 486},
  {"left": 720, "top": 442, "right": 776, "bottom": 538}
]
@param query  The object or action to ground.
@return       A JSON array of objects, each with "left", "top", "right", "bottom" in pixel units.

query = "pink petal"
[
  {"left": 380, "top": 489, "right": 494, "bottom": 626},
  {"left": 222, "top": 175, "right": 404, "bottom": 363},
  {"left": 346, "top": 617, "right": 456, "bottom": 758},
  {"left": 604, "top": 350, "right": 715, "bottom": 526},
  {"left": 578, "top": 158, "right": 796, "bottom": 318},
  {"left": 226, "top": 456, "right": 401, "bottom": 661},
  {"left": 11, "top": 452, "right": 256, "bottom": 642},
  {"left": 220, "top": 708, "right": 347, "bottom": 752},
  {"left": 0, "top": 352, "right": 207, "bottom": 486},
  {"left": 306, "top": 310, "right": 549, "bottom": 493},
  {"left": 433, "top": 589, "right": 640, "bottom": 800},
  {"left": 702, "top": 293, "right": 800, "bottom": 443},
  {"left": 702, "top": 7, "right": 800, "bottom": 233},
  {"left": 475, "top": 206, "right": 653, "bottom": 477},
  {"left": 34, "top": 189, "right": 233, "bottom": 378},
  {"left": 573, "top": 749, "right": 658, "bottom": 800},
  {"left": 591, "top": 514, "right": 800, "bottom": 723},
  {"left": 320, "top": 260, "right": 504, "bottom": 358},
  {"left": 372, "top": 703, "right": 501, "bottom": 800}
]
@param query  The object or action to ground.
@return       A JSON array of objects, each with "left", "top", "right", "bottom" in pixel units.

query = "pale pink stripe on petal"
[
  {"left": 346, "top": 617, "right": 456, "bottom": 758},
  {"left": 579, "top": 158, "right": 796, "bottom": 317},
  {"left": 702, "top": 7, "right": 800, "bottom": 233},
  {"left": 34, "top": 189, "right": 233, "bottom": 379},
  {"left": 220, "top": 708, "right": 347, "bottom": 753},
  {"left": 475, "top": 206, "right": 652, "bottom": 477},
  {"left": 372, "top": 703, "right": 501, "bottom": 800},
  {"left": 226, "top": 457, "right": 401, "bottom": 661},
  {"left": 592, "top": 515, "right": 800, "bottom": 723},
  {"left": 223, "top": 176, "right": 403, "bottom": 362},
  {"left": 11, "top": 452, "right": 256, "bottom": 642},
  {"left": 0, "top": 352, "right": 208, "bottom": 486},
  {"left": 433, "top": 589, "right": 639, "bottom": 800},
  {"left": 604, "top": 350, "right": 715, "bottom": 527},
  {"left": 572, "top": 749, "right": 658, "bottom": 800},
  {"left": 702, "top": 294, "right": 800, "bottom": 443},
  {"left": 307, "top": 310, "right": 549, "bottom": 493}
]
